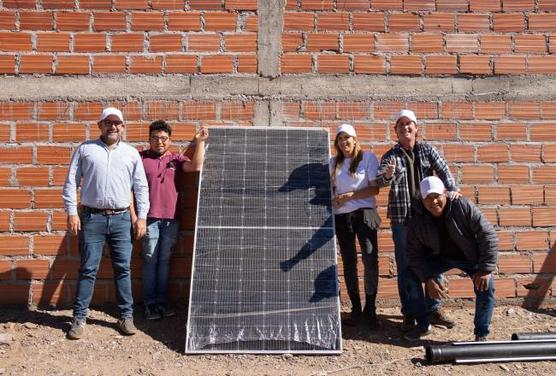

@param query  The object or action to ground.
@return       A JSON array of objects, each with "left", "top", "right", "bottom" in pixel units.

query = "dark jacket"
[{"left": 406, "top": 196, "right": 498, "bottom": 282}]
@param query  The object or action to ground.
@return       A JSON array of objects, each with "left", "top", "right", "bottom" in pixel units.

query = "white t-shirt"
[{"left": 329, "top": 151, "right": 378, "bottom": 214}]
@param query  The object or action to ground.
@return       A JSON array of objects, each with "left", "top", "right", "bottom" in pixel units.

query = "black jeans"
[{"left": 335, "top": 208, "right": 379, "bottom": 296}]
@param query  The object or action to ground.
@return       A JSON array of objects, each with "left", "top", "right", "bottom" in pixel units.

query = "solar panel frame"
[{"left": 185, "top": 126, "right": 342, "bottom": 354}]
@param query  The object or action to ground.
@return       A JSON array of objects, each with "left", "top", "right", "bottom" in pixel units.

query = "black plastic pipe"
[
  {"left": 426, "top": 339, "right": 556, "bottom": 364},
  {"left": 512, "top": 332, "right": 556, "bottom": 341}
]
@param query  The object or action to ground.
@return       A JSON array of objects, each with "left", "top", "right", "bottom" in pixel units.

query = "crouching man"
[{"left": 403, "top": 176, "right": 498, "bottom": 341}]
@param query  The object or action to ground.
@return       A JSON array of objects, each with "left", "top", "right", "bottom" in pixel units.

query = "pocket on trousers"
[{"left": 362, "top": 208, "right": 381, "bottom": 230}]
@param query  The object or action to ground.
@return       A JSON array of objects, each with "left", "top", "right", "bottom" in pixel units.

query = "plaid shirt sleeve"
[
  {"left": 377, "top": 145, "right": 413, "bottom": 224},
  {"left": 418, "top": 143, "right": 459, "bottom": 192}
]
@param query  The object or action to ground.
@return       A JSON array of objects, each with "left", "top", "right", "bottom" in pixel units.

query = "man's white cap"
[
  {"left": 420, "top": 176, "right": 446, "bottom": 199},
  {"left": 99, "top": 107, "right": 123, "bottom": 123},
  {"left": 395, "top": 109, "right": 417, "bottom": 125},
  {"left": 335, "top": 123, "right": 357, "bottom": 138}
]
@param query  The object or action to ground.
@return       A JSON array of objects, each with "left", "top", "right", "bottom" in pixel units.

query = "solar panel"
[{"left": 185, "top": 127, "right": 342, "bottom": 354}]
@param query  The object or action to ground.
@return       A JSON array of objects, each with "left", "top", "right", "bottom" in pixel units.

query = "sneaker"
[
  {"left": 145, "top": 304, "right": 162, "bottom": 320},
  {"left": 403, "top": 324, "right": 432, "bottom": 341},
  {"left": 157, "top": 304, "right": 175, "bottom": 318},
  {"left": 117, "top": 317, "right": 137, "bottom": 336},
  {"left": 475, "top": 335, "right": 487, "bottom": 342},
  {"left": 429, "top": 308, "right": 455, "bottom": 329},
  {"left": 67, "top": 318, "right": 86, "bottom": 340},
  {"left": 401, "top": 315, "right": 416, "bottom": 332}
]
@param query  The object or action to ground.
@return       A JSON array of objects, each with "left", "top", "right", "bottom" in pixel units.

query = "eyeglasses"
[{"left": 150, "top": 136, "right": 169, "bottom": 143}]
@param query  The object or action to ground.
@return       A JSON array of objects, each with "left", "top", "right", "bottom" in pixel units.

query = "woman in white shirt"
[{"left": 330, "top": 124, "right": 381, "bottom": 329}]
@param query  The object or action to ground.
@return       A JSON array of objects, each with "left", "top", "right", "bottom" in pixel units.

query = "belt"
[{"left": 83, "top": 206, "right": 129, "bottom": 216}]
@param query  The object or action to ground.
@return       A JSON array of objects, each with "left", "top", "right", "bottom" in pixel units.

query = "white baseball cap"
[
  {"left": 420, "top": 176, "right": 446, "bottom": 199},
  {"left": 99, "top": 107, "right": 124, "bottom": 123},
  {"left": 335, "top": 123, "right": 357, "bottom": 138},
  {"left": 395, "top": 109, "right": 417, "bottom": 125}
]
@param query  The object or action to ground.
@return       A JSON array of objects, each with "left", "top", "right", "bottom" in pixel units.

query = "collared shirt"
[
  {"left": 62, "top": 138, "right": 150, "bottom": 219},
  {"left": 140, "top": 149, "right": 188, "bottom": 220},
  {"left": 376, "top": 141, "right": 458, "bottom": 225}
]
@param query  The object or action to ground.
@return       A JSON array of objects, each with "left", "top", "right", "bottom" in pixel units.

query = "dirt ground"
[{"left": 0, "top": 303, "right": 554, "bottom": 376}]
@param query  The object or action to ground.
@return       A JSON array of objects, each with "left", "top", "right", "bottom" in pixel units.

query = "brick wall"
[{"left": 0, "top": 1, "right": 554, "bottom": 308}]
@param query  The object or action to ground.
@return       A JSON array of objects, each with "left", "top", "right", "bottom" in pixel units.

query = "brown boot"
[{"left": 429, "top": 308, "right": 455, "bottom": 329}]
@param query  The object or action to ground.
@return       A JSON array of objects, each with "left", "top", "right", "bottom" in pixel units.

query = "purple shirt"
[{"left": 140, "top": 150, "right": 189, "bottom": 220}]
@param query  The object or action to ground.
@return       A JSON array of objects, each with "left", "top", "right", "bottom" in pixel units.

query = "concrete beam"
[{"left": 257, "top": 0, "right": 285, "bottom": 78}]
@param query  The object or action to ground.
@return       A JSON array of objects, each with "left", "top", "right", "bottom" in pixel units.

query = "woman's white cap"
[
  {"left": 335, "top": 123, "right": 357, "bottom": 138},
  {"left": 99, "top": 107, "right": 124, "bottom": 122},
  {"left": 420, "top": 176, "right": 446, "bottom": 199},
  {"left": 395, "top": 109, "right": 417, "bottom": 125}
]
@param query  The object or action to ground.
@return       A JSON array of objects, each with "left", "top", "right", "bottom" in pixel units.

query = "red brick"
[
  {"left": 497, "top": 231, "right": 514, "bottom": 250},
  {"left": 476, "top": 185, "right": 510, "bottom": 204},
  {"left": 19, "top": 55, "right": 53, "bottom": 74},
  {"left": 92, "top": 55, "right": 126, "bottom": 74},
  {"left": 318, "top": 54, "right": 350, "bottom": 74},
  {"left": 304, "top": 101, "right": 336, "bottom": 121},
  {"left": 189, "top": 0, "right": 223, "bottom": 9},
  {"left": 480, "top": 34, "right": 512, "bottom": 54},
  {"left": 168, "top": 11, "right": 201, "bottom": 31},
  {"left": 56, "top": 55, "right": 89, "bottom": 74},
  {"left": 237, "top": 55, "right": 257, "bottom": 73},
  {"left": 515, "top": 231, "right": 548, "bottom": 251},
  {"left": 446, "top": 33, "right": 479, "bottom": 53},
  {"left": 475, "top": 102, "right": 505, "bottom": 119},
  {"left": 442, "top": 101, "right": 473, "bottom": 119},
  {"left": 545, "top": 144, "right": 556, "bottom": 163},
  {"left": 540, "top": 0, "right": 556, "bottom": 10},
  {"left": 0, "top": 168, "right": 10, "bottom": 186},
  {"left": 0, "top": 11, "right": 16, "bottom": 30},
  {"left": 0, "top": 235, "right": 30, "bottom": 255},
  {"left": 337, "top": 101, "right": 369, "bottom": 120},
  {"left": 93, "top": 11, "right": 127, "bottom": 31},
  {"left": 497, "top": 165, "right": 529, "bottom": 184},
  {"left": 301, "top": 0, "right": 334, "bottom": 10},
  {"left": 458, "top": 13, "right": 490, "bottom": 32},
  {"left": 145, "top": 101, "right": 179, "bottom": 120},
  {"left": 244, "top": 15, "right": 258, "bottom": 32},
  {"left": 407, "top": 102, "right": 439, "bottom": 119},
  {"left": 404, "top": 0, "right": 434, "bottom": 10},
  {"left": 37, "top": 146, "right": 71, "bottom": 165},
  {"left": 477, "top": 143, "right": 509, "bottom": 162},
  {"left": 499, "top": 207, "right": 531, "bottom": 226},
  {"left": 34, "top": 188, "right": 64, "bottom": 208},
  {"left": 109, "top": 33, "right": 142, "bottom": 53},
  {"left": 73, "top": 101, "right": 103, "bottom": 121},
  {"left": 19, "top": 11, "right": 53, "bottom": 30},
  {"left": 36, "top": 32, "right": 70, "bottom": 52},
  {"left": 442, "top": 144, "right": 474, "bottom": 162},
  {"left": 437, "top": 0, "right": 468, "bottom": 10},
  {"left": 38, "top": 102, "right": 70, "bottom": 121},
  {"left": 353, "top": 55, "right": 385, "bottom": 74},
  {"left": 130, "top": 55, "right": 162, "bottom": 73},
  {"left": 509, "top": 102, "right": 541, "bottom": 120},
  {"left": 51, "top": 122, "right": 86, "bottom": 142},
  {"left": 204, "top": 12, "right": 237, "bottom": 31},
  {"left": 390, "top": 55, "right": 421, "bottom": 75},
  {"left": 424, "top": 13, "right": 455, "bottom": 32},
  {"left": 317, "top": 12, "right": 350, "bottom": 31},
  {"left": 74, "top": 33, "right": 106, "bottom": 52},
  {"left": 115, "top": 0, "right": 148, "bottom": 9},
  {"left": 343, "top": 34, "right": 374, "bottom": 53},
  {"left": 542, "top": 101, "right": 556, "bottom": 119},
  {"left": 0, "top": 55, "right": 16, "bottom": 74},
  {"left": 353, "top": 123, "right": 387, "bottom": 142},
  {"left": 15, "top": 259, "right": 50, "bottom": 279},
  {"left": 281, "top": 54, "right": 313, "bottom": 74},
  {"left": 494, "top": 278, "right": 517, "bottom": 298},
  {"left": 0, "top": 284, "right": 29, "bottom": 304},
  {"left": 533, "top": 252, "right": 556, "bottom": 273},
  {"left": 532, "top": 207, "right": 556, "bottom": 227},
  {"left": 461, "top": 165, "right": 495, "bottom": 183},
  {"left": 546, "top": 186, "right": 556, "bottom": 205},
  {"left": 425, "top": 55, "right": 457, "bottom": 74},
  {"left": 14, "top": 123, "right": 48, "bottom": 142},
  {"left": 423, "top": 123, "right": 456, "bottom": 141},
  {"left": 42, "top": 0, "right": 75, "bottom": 8},
  {"left": 200, "top": 55, "right": 233, "bottom": 74},
  {"left": 389, "top": 13, "right": 420, "bottom": 32},
  {"left": 57, "top": 12, "right": 90, "bottom": 33},
  {"left": 352, "top": 13, "right": 385, "bottom": 32},
  {"left": 336, "top": 0, "right": 370, "bottom": 10},
  {"left": 307, "top": 33, "right": 339, "bottom": 52},
  {"left": 0, "top": 32, "right": 33, "bottom": 51},
  {"left": 511, "top": 185, "right": 544, "bottom": 205},
  {"left": 225, "top": 33, "right": 257, "bottom": 52},
  {"left": 131, "top": 12, "right": 164, "bottom": 31},
  {"left": 373, "top": 101, "right": 404, "bottom": 120},
  {"left": 165, "top": 54, "right": 197, "bottom": 74},
  {"left": 493, "top": 14, "right": 525, "bottom": 32},
  {"left": 497, "top": 122, "right": 527, "bottom": 141},
  {"left": 225, "top": 0, "right": 257, "bottom": 10},
  {"left": 510, "top": 144, "right": 541, "bottom": 163},
  {"left": 182, "top": 101, "right": 216, "bottom": 120},
  {"left": 284, "top": 12, "right": 314, "bottom": 31},
  {"left": 149, "top": 34, "right": 183, "bottom": 52},
  {"left": 528, "top": 56, "right": 556, "bottom": 74},
  {"left": 529, "top": 14, "right": 556, "bottom": 32},
  {"left": 221, "top": 101, "right": 254, "bottom": 121},
  {"left": 515, "top": 34, "right": 547, "bottom": 54},
  {"left": 411, "top": 33, "right": 443, "bottom": 53},
  {"left": 188, "top": 33, "right": 220, "bottom": 52},
  {"left": 0, "top": 102, "right": 34, "bottom": 121},
  {"left": 376, "top": 33, "right": 409, "bottom": 52},
  {"left": 532, "top": 123, "right": 556, "bottom": 142},
  {"left": 503, "top": 0, "right": 534, "bottom": 10},
  {"left": 16, "top": 167, "right": 49, "bottom": 186},
  {"left": 0, "top": 260, "right": 11, "bottom": 278},
  {"left": 34, "top": 234, "right": 67, "bottom": 256},
  {"left": 13, "top": 211, "right": 48, "bottom": 231},
  {"left": 80, "top": 0, "right": 113, "bottom": 9},
  {"left": 460, "top": 55, "right": 492, "bottom": 75},
  {"left": 0, "top": 146, "right": 34, "bottom": 163},
  {"left": 459, "top": 122, "right": 491, "bottom": 142},
  {"left": 499, "top": 254, "right": 532, "bottom": 274},
  {"left": 32, "top": 281, "right": 72, "bottom": 306},
  {"left": 495, "top": 55, "right": 526, "bottom": 75}
]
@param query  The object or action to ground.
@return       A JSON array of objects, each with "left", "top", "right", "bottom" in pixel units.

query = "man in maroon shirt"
[{"left": 139, "top": 120, "right": 208, "bottom": 319}]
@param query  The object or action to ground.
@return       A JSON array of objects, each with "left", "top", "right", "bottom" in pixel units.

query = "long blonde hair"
[{"left": 331, "top": 135, "right": 363, "bottom": 191}]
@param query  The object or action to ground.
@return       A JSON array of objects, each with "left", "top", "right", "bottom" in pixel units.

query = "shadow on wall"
[{"left": 522, "top": 242, "right": 555, "bottom": 311}]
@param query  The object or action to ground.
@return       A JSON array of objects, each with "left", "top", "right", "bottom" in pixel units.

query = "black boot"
[
  {"left": 363, "top": 294, "right": 380, "bottom": 330},
  {"left": 342, "top": 291, "right": 362, "bottom": 327}
]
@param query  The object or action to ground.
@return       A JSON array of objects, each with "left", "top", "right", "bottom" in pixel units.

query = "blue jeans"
[
  {"left": 141, "top": 219, "right": 179, "bottom": 306},
  {"left": 406, "top": 258, "right": 495, "bottom": 337},
  {"left": 392, "top": 224, "right": 440, "bottom": 316},
  {"left": 74, "top": 210, "right": 134, "bottom": 319}
]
